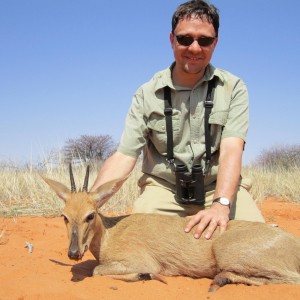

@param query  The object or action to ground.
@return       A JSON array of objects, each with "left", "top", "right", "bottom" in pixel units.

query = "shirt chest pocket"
[{"left": 147, "top": 113, "right": 180, "bottom": 153}]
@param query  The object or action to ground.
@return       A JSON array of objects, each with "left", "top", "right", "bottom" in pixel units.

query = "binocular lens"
[{"left": 174, "top": 164, "right": 205, "bottom": 205}]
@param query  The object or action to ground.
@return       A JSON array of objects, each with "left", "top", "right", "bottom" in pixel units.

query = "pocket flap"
[
  {"left": 148, "top": 114, "right": 180, "bottom": 132},
  {"left": 148, "top": 118, "right": 166, "bottom": 133}
]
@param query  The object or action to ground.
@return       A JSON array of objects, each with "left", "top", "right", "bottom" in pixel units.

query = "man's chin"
[{"left": 184, "top": 66, "right": 205, "bottom": 76}]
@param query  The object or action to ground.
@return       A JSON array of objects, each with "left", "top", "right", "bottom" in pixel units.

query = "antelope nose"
[{"left": 68, "top": 249, "right": 80, "bottom": 259}]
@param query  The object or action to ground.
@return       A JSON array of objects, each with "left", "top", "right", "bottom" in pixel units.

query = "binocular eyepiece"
[{"left": 175, "top": 164, "right": 205, "bottom": 205}]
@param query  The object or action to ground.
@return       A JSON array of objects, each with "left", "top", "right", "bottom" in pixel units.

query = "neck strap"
[{"left": 164, "top": 77, "right": 216, "bottom": 174}]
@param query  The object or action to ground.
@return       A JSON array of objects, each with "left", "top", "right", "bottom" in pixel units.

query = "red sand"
[{"left": 1, "top": 198, "right": 300, "bottom": 300}]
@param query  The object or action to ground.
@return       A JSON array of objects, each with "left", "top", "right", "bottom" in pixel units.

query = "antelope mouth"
[
  {"left": 79, "top": 245, "right": 89, "bottom": 260},
  {"left": 69, "top": 245, "right": 89, "bottom": 261}
]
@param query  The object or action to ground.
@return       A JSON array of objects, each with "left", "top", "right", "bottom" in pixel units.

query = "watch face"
[
  {"left": 213, "top": 197, "right": 231, "bottom": 207},
  {"left": 220, "top": 197, "right": 230, "bottom": 205}
]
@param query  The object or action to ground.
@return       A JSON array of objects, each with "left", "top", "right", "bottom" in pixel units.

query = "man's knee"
[{"left": 230, "top": 186, "right": 265, "bottom": 222}]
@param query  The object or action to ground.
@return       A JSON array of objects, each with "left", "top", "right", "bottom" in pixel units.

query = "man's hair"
[{"left": 172, "top": 0, "right": 219, "bottom": 36}]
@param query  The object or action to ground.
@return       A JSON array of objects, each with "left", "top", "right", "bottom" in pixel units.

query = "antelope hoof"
[
  {"left": 209, "top": 274, "right": 232, "bottom": 292},
  {"left": 138, "top": 273, "right": 152, "bottom": 281},
  {"left": 139, "top": 273, "right": 167, "bottom": 284}
]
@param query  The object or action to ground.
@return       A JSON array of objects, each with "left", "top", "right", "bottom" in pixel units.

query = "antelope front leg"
[{"left": 93, "top": 263, "right": 166, "bottom": 283}]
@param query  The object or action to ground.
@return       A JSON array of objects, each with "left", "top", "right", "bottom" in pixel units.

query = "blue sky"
[{"left": 1, "top": 0, "right": 299, "bottom": 165}]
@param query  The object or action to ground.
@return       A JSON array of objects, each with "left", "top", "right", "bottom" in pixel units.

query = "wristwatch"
[{"left": 212, "top": 197, "right": 231, "bottom": 208}]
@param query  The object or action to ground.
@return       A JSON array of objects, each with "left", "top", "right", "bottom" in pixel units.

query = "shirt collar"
[{"left": 154, "top": 62, "right": 224, "bottom": 92}]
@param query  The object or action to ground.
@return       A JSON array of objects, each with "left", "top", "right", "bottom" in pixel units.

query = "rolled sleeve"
[{"left": 117, "top": 89, "right": 148, "bottom": 158}]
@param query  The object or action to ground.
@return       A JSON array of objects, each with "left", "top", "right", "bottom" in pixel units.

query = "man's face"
[{"left": 170, "top": 17, "right": 218, "bottom": 77}]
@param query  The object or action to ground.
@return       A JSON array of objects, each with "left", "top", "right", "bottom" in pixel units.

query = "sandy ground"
[{"left": 1, "top": 198, "right": 300, "bottom": 300}]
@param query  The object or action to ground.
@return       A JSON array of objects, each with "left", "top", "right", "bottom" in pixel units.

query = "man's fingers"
[
  {"left": 184, "top": 209, "right": 230, "bottom": 240},
  {"left": 204, "top": 219, "right": 218, "bottom": 240},
  {"left": 193, "top": 219, "right": 210, "bottom": 239},
  {"left": 186, "top": 215, "right": 210, "bottom": 239},
  {"left": 184, "top": 214, "right": 202, "bottom": 233},
  {"left": 218, "top": 221, "right": 228, "bottom": 235}
]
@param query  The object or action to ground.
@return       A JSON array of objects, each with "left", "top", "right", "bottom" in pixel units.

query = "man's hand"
[
  {"left": 184, "top": 203, "right": 230, "bottom": 240},
  {"left": 184, "top": 137, "right": 244, "bottom": 240}
]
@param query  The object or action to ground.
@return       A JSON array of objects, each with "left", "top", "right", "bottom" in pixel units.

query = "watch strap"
[{"left": 212, "top": 197, "right": 231, "bottom": 208}]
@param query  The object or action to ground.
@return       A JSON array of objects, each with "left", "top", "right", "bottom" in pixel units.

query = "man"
[{"left": 91, "top": 0, "right": 265, "bottom": 239}]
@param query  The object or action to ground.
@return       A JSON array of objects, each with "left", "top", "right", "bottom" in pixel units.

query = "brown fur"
[{"left": 43, "top": 176, "right": 300, "bottom": 291}]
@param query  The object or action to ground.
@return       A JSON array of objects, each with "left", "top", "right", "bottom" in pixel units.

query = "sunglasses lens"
[
  {"left": 197, "top": 37, "right": 215, "bottom": 47},
  {"left": 176, "top": 35, "right": 194, "bottom": 46},
  {"left": 176, "top": 35, "right": 215, "bottom": 47}
]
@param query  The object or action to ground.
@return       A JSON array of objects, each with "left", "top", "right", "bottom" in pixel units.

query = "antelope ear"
[
  {"left": 42, "top": 176, "right": 70, "bottom": 202},
  {"left": 91, "top": 177, "right": 128, "bottom": 208}
]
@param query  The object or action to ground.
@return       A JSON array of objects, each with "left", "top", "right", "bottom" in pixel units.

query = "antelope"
[{"left": 43, "top": 165, "right": 300, "bottom": 292}]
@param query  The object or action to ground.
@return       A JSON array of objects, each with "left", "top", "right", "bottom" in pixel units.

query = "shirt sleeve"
[
  {"left": 221, "top": 79, "right": 249, "bottom": 142},
  {"left": 117, "top": 88, "right": 148, "bottom": 158}
]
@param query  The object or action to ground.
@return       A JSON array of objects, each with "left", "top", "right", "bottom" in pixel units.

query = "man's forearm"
[
  {"left": 213, "top": 137, "right": 244, "bottom": 204},
  {"left": 90, "top": 151, "right": 137, "bottom": 192}
]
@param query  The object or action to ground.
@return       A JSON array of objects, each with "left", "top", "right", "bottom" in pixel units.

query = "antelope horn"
[
  {"left": 82, "top": 165, "right": 90, "bottom": 192},
  {"left": 69, "top": 163, "right": 76, "bottom": 192}
]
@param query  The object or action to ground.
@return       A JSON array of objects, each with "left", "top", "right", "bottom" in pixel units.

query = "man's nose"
[{"left": 188, "top": 40, "right": 203, "bottom": 52}]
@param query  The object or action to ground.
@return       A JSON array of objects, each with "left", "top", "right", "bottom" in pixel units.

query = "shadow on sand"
[
  {"left": 49, "top": 258, "right": 98, "bottom": 282},
  {"left": 70, "top": 259, "right": 98, "bottom": 282}
]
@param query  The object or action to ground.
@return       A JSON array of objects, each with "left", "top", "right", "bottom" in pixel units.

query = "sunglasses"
[{"left": 176, "top": 35, "right": 216, "bottom": 47}]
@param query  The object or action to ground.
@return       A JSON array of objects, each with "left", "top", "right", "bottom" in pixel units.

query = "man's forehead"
[{"left": 174, "top": 16, "right": 215, "bottom": 33}]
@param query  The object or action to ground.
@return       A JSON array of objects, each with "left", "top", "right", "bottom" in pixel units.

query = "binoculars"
[{"left": 175, "top": 164, "right": 205, "bottom": 205}]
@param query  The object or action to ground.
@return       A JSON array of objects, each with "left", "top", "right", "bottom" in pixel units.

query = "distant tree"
[
  {"left": 254, "top": 144, "right": 300, "bottom": 170},
  {"left": 63, "top": 134, "right": 117, "bottom": 164}
]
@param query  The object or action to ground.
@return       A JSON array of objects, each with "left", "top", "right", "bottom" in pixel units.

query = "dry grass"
[
  {"left": 0, "top": 162, "right": 141, "bottom": 217},
  {"left": 1, "top": 145, "right": 300, "bottom": 217},
  {"left": 243, "top": 165, "right": 300, "bottom": 204},
  {"left": 243, "top": 144, "right": 300, "bottom": 204}
]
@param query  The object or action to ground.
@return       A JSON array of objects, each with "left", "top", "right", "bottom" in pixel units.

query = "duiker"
[{"left": 43, "top": 166, "right": 300, "bottom": 291}]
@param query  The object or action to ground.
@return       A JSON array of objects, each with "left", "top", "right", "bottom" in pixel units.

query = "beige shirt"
[{"left": 118, "top": 63, "right": 249, "bottom": 188}]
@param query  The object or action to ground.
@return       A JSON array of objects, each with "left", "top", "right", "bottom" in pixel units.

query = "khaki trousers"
[{"left": 132, "top": 175, "right": 265, "bottom": 222}]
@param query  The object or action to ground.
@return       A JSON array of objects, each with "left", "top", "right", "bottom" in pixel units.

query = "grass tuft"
[
  {"left": 1, "top": 144, "right": 300, "bottom": 217},
  {"left": 0, "top": 161, "right": 141, "bottom": 217},
  {"left": 243, "top": 144, "right": 300, "bottom": 204}
]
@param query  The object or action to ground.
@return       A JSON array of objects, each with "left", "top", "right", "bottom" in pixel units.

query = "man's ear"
[{"left": 170, "top": 31, "right": 175, "bottom": 49}]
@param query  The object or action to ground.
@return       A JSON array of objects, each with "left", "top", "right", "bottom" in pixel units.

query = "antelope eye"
[{"left": 86, "top": 213, "right": 95, "bottom": 222}]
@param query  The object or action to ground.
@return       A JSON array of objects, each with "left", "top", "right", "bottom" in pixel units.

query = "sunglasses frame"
[{"left": 176, "top": 35, "right": 216, "bottom": 47}]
